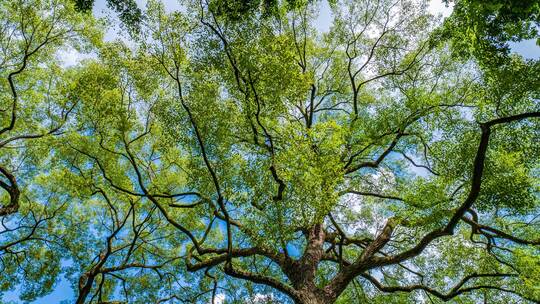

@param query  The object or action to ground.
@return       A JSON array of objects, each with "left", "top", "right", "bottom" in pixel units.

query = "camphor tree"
[
  {"left": 0, "top": 0, "right": 102, "bottom": 301},
  {"left": 1, "top": 0, "right": 540, "bottom": 303}
]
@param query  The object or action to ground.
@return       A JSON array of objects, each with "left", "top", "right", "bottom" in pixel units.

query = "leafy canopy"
[{"left": 1, "top": 0, "right": 539, "bottom": 303}]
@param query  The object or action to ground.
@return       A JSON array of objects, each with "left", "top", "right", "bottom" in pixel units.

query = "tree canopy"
[
  {"left": 442, "top": 0, "right": 540, "bottom": 67},
  {"left": 1, "top": 0, "right": 539, "bottom": 303}
]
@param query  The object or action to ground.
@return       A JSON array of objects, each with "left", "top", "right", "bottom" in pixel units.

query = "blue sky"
[{"left": 4, "top": 0, "right": 539, "bottom": 303}]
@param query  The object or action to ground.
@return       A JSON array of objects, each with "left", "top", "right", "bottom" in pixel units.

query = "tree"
[
  {"left": 74, "top": 0, "right": 143, "bottom": 33},
  {"left": 0, "top": 0, "right": 100, "bottom": 301},
  {"left": 1, "top": 0, "right": 540, "bottom": 303},
  {"left": 442, "top": 0, "right": 540, "bottom": 66}
]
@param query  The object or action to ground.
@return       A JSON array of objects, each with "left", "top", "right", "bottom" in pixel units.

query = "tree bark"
[
  {"left": 287, "top": 224, "right": 338, "bottom": 304},
  {"left": 294, "top": 291, "right": 329, "bottom": 304}
]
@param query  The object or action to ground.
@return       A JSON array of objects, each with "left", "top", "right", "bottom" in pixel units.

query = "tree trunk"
[
  {"left": 295, "top": 290, "right": 330, "bottom": 304},
  {"left": 288, "top": 224, "right": 337, "bottom": 304},
  {"left": 76, "top": 272, "right": 94, "bottom": 304}
]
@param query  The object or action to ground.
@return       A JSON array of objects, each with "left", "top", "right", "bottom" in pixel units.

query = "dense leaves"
[
  {"left": 1, "top": 0, "right": 539, "bottom": 303},
  {"left": 442, "top": 0, "right": 540, "bottom": 66}
]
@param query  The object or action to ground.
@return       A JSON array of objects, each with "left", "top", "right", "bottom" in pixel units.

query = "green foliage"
[
  {"left": 73, "top": 0, "right": 142, "bottom": 34},
  {"left": 515, "top": 248, "right": 540, "bottom": 299},
  {"left": 441, "top": 0, "right": 540, "bottom": 67},
  {"left": 1, "top": 0, "right": 539, "bottom": 303}
]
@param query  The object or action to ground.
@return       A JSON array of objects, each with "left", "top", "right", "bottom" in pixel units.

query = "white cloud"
[
  {"left": 57, "top": 47, "right": 96, "bottom": 67},
  {"left": 212, "top": 293, "right": 226, "bottom": 304},
  {"left": 428, "top": 0, "right": 454, "bottom": 18},
  {"left": 251, "top": 293, "right": 275, "bottom": 303}
]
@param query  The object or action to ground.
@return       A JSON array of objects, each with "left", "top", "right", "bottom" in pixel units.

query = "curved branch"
[
  {"left": 327, "top": 112, "right": 540, "bottom": 297},
  {"left": 0, "top": 165, "right": 20, "bottom": 216},
  {"left": 362, "top": 272, "right": 521, "bottom": 301},
  {"left": 224, "top": 263, "right": 300, "bottom": 302},
  {"left": 462, "top": 215, "right": 540, "bottom": 246}
]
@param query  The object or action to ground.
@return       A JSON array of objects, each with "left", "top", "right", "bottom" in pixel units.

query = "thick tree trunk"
[
  {"left": 294, "top": 289, "right": 333, "bottom": 304},
  {"left": 286, "top": 224, "right": 338, "bottom": 304},
  {"left": 295, "top": 296, "right": 324, "bottom": 304}
]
